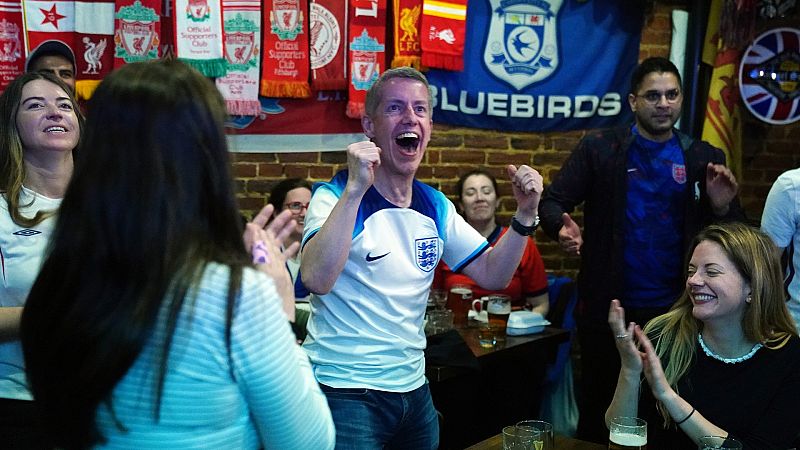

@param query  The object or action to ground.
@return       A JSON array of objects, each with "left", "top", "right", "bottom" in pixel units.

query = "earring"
[{"left": 746, "top": 295, "right": 752, "bottom": 304}]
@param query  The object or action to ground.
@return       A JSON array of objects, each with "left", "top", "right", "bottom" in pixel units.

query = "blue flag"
[{"left": 427, "top": 0, "right": 643, "bottom": 132}]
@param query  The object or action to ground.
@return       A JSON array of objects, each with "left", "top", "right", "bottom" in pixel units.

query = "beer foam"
[
  {"left": 610, "top": 432, "right": 647, "bottom": 447},
  {"left": 450, "top": 288, "right": 472, "bottom": 295}
]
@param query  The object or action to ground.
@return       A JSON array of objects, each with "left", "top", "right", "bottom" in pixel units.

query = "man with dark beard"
[{"left": 538, "top": 57, "right": 745, "bottom": 443}]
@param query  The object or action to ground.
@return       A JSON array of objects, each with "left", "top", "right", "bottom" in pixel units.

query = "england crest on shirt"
[
  {"left": 415, "top": 237, "right": 438, "bottom": 272},
  {"left": 484, "top": 0, "right": 562, "bottom": 90},
  {"left": 672, "top": 163, "right": 686, "bottom": 184}
]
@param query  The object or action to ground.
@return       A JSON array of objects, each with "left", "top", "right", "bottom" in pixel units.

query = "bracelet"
[
  {"left": 511, "top": 215, "right": 539, "bottom": 236},
  {"left": 675, "top": 407, "right": 695, "bottom": 425}
]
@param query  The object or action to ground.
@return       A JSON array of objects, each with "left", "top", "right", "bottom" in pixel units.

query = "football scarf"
[
  {"left": 346, "top": 0, "right": 386, "bottom": 118},
  {"left": 420, "top": 0, "right": 467, "bottom": 71},
  {"left": 391, "top": 0, "right": 422, "bottom": 69},
  {"left": 174, "top": 0, "right": 226, "bottom": 77},
  {"left": 22, "top": 0, "right": 75, "bottom": 63},
  {"left": 73, "top": 0, "right": 114, "bottom": 99},
  {"left": 113, "top": 0, "right": 161, "bottom": 68},
  {"left": 260, "top": 0, "right": 311, "bottom": 98},
  {"left": 0, "top": 0, "right": 25, "bottom": 92},
  {"left": 216, "top": 0, "right": 261, "bottom": 115},
  {"left": 309, "top": 0, "right": 346, "bottom": 91}
]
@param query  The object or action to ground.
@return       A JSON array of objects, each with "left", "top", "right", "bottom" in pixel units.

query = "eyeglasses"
[
  {"left": 635, "top": 89, "right": 681, "bottom": 105},
  {"left": 284, "top": 202, "right": 309, "bottom": 212}
]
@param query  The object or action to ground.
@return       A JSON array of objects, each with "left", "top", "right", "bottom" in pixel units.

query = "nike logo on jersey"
[{"left": 366, "top": 252, "right": 390, "bottom": 262}]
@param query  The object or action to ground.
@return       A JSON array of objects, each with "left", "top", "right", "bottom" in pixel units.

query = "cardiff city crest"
[
  {"left": 223, "top": 14, "right": 259, "bottom": 71},
  {"left": 350, "top": 29, "right": 384, "bottom": 91},
  {"left": 114, "top": 0, "right": 160, "bottom": 63},
  {"left": 270, "top": 0, "right": 303, "bottom": 40},
  {"left": 415, "top": 237, "right": 439, "bottom": 272},
  {"left": 0, "top": 19, "right": 21, "bottom": 63},
  {"left": 484, "top": 0, "right": 562, "bottom": 90}
]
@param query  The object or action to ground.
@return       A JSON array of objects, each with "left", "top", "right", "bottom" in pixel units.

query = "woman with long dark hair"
[{"left": 20, "top": 60, "right": 334, "bottom": 449}]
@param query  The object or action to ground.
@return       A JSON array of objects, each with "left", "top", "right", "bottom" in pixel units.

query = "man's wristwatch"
[{"left": 511, "top": 215, "right": 539, "bottom": 236}]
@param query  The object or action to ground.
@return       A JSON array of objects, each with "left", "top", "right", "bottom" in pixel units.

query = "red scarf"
[
  {"left": 346, "top": 0, "right": 386, "bottom": 118},
  {"left": 391, "top": 0, "right": 422, "bottom": 69},
  {"left": 73, "top": 0, "right": 114, "bottom": 100},
  {"left": 22, "top": 0, "right": 75, "bottom": 64},
  {"left": 113, "top": 0, "right": 161, "bottom": 68},
  {"left": 0, "top": 0, "right": 25, "bottom": 92},
  {"left": 260, "top": 0, "right": 311, "bottom": 98},
  {"left": 420, "top": 0, "right": 467, "bottom": 71},
  {"left": 309, "top": 0, "right": 346, "bottom": 91}
]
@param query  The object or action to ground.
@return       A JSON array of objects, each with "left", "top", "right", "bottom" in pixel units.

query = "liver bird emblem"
[
  {"left": 82, "top": 37, "right": 107, "bottom": 75},
  {"left": 399, "top": 6, "right": 420, "bottom": 41}
]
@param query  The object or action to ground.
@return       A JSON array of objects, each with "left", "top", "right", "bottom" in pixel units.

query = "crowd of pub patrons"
[{"left": 0, "top": 39, "right": 798, "bottom": 450}]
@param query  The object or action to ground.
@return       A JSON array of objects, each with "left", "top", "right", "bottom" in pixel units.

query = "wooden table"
[
  {"left": 425, "top": 323, "right": 570, "bottom": 450},
  {"left": 465, "top": 433, "right": 606, "bottom": 450}
]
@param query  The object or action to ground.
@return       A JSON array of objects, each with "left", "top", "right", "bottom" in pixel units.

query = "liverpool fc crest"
[
  {"left": 270, "top": 0, "right": 303, "bottom": 40},
  {"left": 484, "top": 0, "right": 562, "bottom": 90}
]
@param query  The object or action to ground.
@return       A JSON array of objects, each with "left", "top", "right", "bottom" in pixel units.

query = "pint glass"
[
  {"left": 486, "top": 294, "right": 511, "bottom": 340},
  {"left": 608, "top": 417, "right": 647, "bottom": 450},
  {"left": 447, "top": 284, "right": 472, "bottom": 326}
]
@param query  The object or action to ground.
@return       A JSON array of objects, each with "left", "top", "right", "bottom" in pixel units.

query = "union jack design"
[{"left": 739, "top": 27, "right": 800, "bottom": 125}]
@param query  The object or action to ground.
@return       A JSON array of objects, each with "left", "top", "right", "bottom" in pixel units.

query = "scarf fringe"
[
  {"left": 179, "top": 58, "right": 228, "bottom": 78},
  {"left": 226, "top": 100, "right": 262, "bottom": 116},
  {"left": 75, "top": 79, "right": 102, "bottom": 101},
  {"left": 422, "top": 52, "right": 463, "bottom": 71},
  {"left": 391, "top": 55, "right": 422, "bottom": 70},
  {"left": 260, "top": 80, "right": 312, "bottom": 98},
  {"left": 346, "top": 101, "right": 365, "bottom": 119}
]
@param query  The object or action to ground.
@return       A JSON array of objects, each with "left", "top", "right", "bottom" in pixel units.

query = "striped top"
[{"left": 94, "top": 263, "right": 335, "bottom": 449}]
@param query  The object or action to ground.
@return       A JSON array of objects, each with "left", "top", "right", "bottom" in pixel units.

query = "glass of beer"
[
  {"left": 697, "top": 436, "right": 742, "bottom": 449},
  {"left": 447, "top": 284, "right": 472, "bottom": 326},
  {"left": 486, "top": 294, "right": 512, "bottom": 341},
  {"left": 609, "top": 416, "right": 647, "bottom": 450}
]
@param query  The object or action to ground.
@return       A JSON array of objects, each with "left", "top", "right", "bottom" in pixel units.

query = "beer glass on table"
[
  {"left": 447, "top": 284, "right": 472, "bottom": 326},
  {"left": 697, "top": 436, "right": 743, "bottom": 449},
  {"left": 608, "top": 416, "right": 647, "bottom": 450},
  {"left": 486, "top": 294, "right": 512, "bottom": 341},
  {"left": 429, "top": 288, "right": 447, "bottom": 311}
]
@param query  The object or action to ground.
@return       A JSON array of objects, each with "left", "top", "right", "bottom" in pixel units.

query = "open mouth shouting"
[{"left": 395, "top": 132, "right": 420, "bottom": 151}]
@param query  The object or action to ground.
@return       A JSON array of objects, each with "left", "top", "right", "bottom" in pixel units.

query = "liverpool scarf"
[
  {"left": 0, "top": 0, "right": 24, "bottom": 92},
  {"left": 216, "top": 0, "right": 260, "bottom": 115},
  {"left": 420, "top": 0, "right": 467, "bottom": 71},
  {"left": 174, "top": 0, "right": 226, "bottom": 77},
  {"left": 346, "top": 0, "right": 386, "bottom": 118},
  {"left": 309, "top": 0, "right": 346, "bottom": 91},
  {"left": 113, "top": 0, "right": 161, "bottom": 68},
  {"left": 74, "top": 0, "right": 114, "bottom": 99},
  {"left": 260, "top": 0, "right": 310, "bottom": 98},
  {"left": 391, "top": 0, "right": 422, "bottom": 69},
  {"left": 22, "top": 0, "right": 75, "bottom": 66}
]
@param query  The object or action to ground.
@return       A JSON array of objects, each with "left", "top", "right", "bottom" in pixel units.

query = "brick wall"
[{"left": 232, "top": 1, "right": 800, "bottom": 280}]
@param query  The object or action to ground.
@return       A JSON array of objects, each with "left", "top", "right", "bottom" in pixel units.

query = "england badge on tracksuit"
[{"left": 484, "top": 0, "right": 562, "bottom": 90}]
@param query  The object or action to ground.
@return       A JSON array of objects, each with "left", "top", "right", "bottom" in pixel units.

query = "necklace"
[{"left": 698, "top": 334, "right": 762, "bottom": 364}]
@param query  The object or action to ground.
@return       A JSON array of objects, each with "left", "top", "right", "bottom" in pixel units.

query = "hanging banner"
[
  {"left": 426, "top": 0, "right": 642, "bottom": 132},
  {"left": 225, "top": 91, "right": 364, "bottom": 152},
  {"left": 0, "top": 0, "right": 24, "bottom": 91}
]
